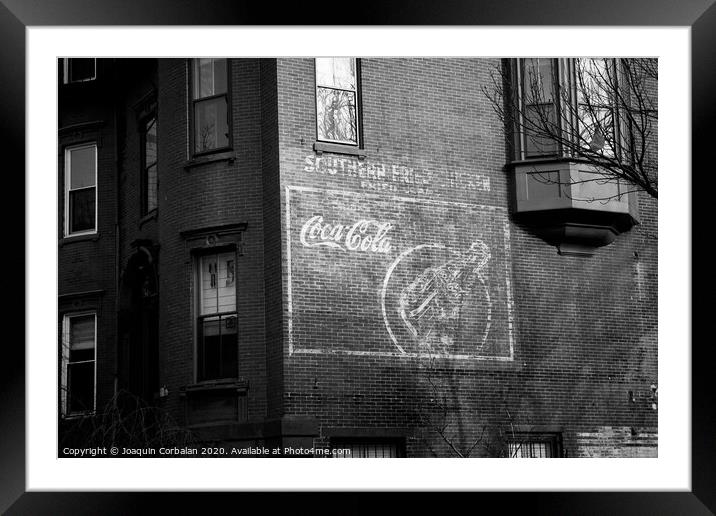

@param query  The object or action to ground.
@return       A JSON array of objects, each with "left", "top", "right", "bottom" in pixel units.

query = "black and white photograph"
[
  {"left": 56, "top": 55, "right": 658, "bottom": 459},
  {"left": 4, "top": 13, "right": 707, "bottom": 510}
]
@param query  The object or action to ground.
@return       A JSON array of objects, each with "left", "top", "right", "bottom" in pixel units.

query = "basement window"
[
  {"left": 506, "top": 432, "right": 561, "bottom": 458},
  {"left": 330, "top": 438, "right": 405, "bottom": 458}
]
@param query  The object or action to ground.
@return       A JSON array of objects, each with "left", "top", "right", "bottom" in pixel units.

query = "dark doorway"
[{"left": 118, "top": 245, "right": 159, "bottom": 403}]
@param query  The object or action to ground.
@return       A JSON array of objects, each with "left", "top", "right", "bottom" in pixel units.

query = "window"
[
  {"left": 63, "top": 58, "right": 96, "bottom": 83},
  {"left": 64, "top": 143, "right": 97, "bottom": 236},
  {"left": 61, "top": 313, "right": 97, "bottom": 416},
  {"left": 574, "top": 58, "right": 618, "bottom": 158},
  {"left": 196, "top": 250, "right": 238, "bottom": 381},
  {"left": 506, "top": 433, "right": 561, "bottom": 458},
  {"left": 331, "top": 438, "right": 404, "bottom": 458},
  {"left": 141, "top": 116, "right": 158, "bottom": 215},
  {"left": 514, "top": 58, "right": 619, "bottom": 161},
  {"left": 315, "top": 58, "right": 360, "bottom": 146},
  {"left": 519, "top": 58, "right": 559, "bottom": 158},
  {"left": 191, "top": 58, "right": 230, "bottom": 155}
]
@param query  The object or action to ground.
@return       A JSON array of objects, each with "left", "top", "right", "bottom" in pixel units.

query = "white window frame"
[
  {"left": 62, "top": 58, "right": 97, "bottom": 84},
  {"left": 64, "top": 142, "right": 98, "bottom": 237},
  {"left": 61, "top": 312, "right": 97, "bottom": 417},
  {"left": 315, "top": 57, "right": 361, "bottom": 146}
]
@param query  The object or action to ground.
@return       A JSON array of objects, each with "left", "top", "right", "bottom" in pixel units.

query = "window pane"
[
  {"left": 69, "top": 58, "right": 95, "bottom": 82},
  {"left": 509, "top": 440, "right": 554, "bottom": 458},
  {"left": 199, "top": 315, "right": 237, "bottom": 380},
  {"left": 316, "top": 88, "right": 357, "bottom": 144},
  {"left": 575, "top": 59, "right": 616, "bottom": 157},
  {"left": 145, "top": 119, "right": 157, "bottom": 165},
  {"left": 194, "top": 97, "right": 229, "bottom": 152},
  {"left": 200, "top": 317, "right": 221, "bottom": 380},
  {"left": 69, "top": 146, "right": 96, "bottom": 189},
  {"left": 145, "top": 163, "right": 158, "bottom": 212},
  {"left": 70, "top": 315, "right": 95, "bottom": 350},
  {"left": 194, "top": 58, "right": 227, "bottom": 99},
  {"left": 576, "top": 58, "right": 610, "bottom": 105},
  {"left": 316, "top": 58, "right": 356, "bottom": 89},
  {"left": 221, "top": 316, "right": 238, "bottom": 378},
  {"left": 217, "top": 257, "right": 236, "bottom": 312},
  {"left": 201, "top": 256, "right": 218, "bottom": 315},
  {"left": 333, "top": 442, "right": 399, "bottom": 458},
  {"left": 212, "top": 59, "right": 227, "bottom": 95},
  {"left": 70, "top": 188, "right": 96, "bottom": 233},
  {"left": 523, "top": 58, "right": 554, "bottom": 103},
  {"left": 578, "top": 105, "right": 614, "bottom": 155},
  {"left": 524, "top": 105, "right": 558, "bottom": 157},
  {"left": 200, "top": 252, "right": 236, "bottom": 315},
  {"left": 68, "top": 361, "right": 94, "bottom": 412},
  {"left": 194, "top": 58, "right": 213, "bottom": 99}
]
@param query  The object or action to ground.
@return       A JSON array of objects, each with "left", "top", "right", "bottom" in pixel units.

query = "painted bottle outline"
[{"left": 397, "top": 241, "right": 491, "bottom": 355}]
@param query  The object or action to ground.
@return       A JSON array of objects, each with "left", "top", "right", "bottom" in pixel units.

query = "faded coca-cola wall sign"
[
  {"left": 299, "top": 215, "right": 393, "bottom": 254},
  {"left": 286, "top": 185, "right": 514, "bottom": 361}
]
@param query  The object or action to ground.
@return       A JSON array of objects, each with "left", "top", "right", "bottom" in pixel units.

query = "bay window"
[
  {"left": 514, "top": 57, "right": 620, "bottom": 161},
  {"left": 508, "top": 58, "right": 639, "bottom": 255}
]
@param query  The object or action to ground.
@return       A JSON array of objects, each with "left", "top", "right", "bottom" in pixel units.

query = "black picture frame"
[{"left": 2, "top": 1, "right": 710, "bottom": 513}]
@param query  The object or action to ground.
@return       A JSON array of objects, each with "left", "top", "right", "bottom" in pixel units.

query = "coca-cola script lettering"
[{"left": 299, "top": 215, "right": 393, "bottom": 254}]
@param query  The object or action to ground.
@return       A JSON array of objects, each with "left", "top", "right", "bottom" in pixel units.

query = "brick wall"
[
  {"left": 155, "top": 58, "right": 268, "bottom": 423},
  {"left": 58, "top": 61, "right": 119, "bottom": 412},
  {"left": 275, "top": 58, "right": 658, "bottom": 457}
]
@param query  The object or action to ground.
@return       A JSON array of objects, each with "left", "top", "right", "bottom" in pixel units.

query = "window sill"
[
  {"left": 60, "top": 411, "right": 95, "bottom": 420},
  {"left": 507, "top": 156, "right": 617, "bottom": 169},
  {"left": 138, "top": 210, "right": 157, "bottom": 228},
  {"left": 313, "top": 141, "right": 366, "bottom": 159},
  {"left": 60, "top": 232, "right": 100, "bottom": 246},
  {"left": 184, "top": 150, "right": 237, "bottom": 170},
  {"left": 179, "top": 378, "right": 248, "bottom": 396}
]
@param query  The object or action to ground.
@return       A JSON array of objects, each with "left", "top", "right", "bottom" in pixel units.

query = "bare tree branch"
[{"left": 482, "top": 58, "right": 658, "bottom": 200}]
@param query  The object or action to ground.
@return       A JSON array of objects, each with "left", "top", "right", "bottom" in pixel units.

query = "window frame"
[
  {"left": 572, "top": 57, "right": 622, "bottom": 160},
  {"left": 505, "top": 432, "right": 562, "bottom": 458},
  {"left": 314, "top": 57, "right": 363, "bottom": 148},
  {"left": 140, "top": 114, "right": 158, "bottom": 216},
  {"left": 189, "top": 58, "right": 233, "bottom": 158},
  {"left": 515, "top": 57, "right": 563, "bottom": 160},
  {"left": 62, "top": 58, "right": 97, "bottom": 84},
  {"left": 193, "top": 247, "right": 239, "bottom": 383},
  {"left": 330, "top": 437, "right": 405, "bottom": 458},
  {"left": 63, "top": 142, "right": 98, "bottom": 237},
  {"left": 60, "top": 311, "right": 97, "bottom": 417},
  {"left": 513, "top": 57, "right": 623, "bottom": 162}
]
